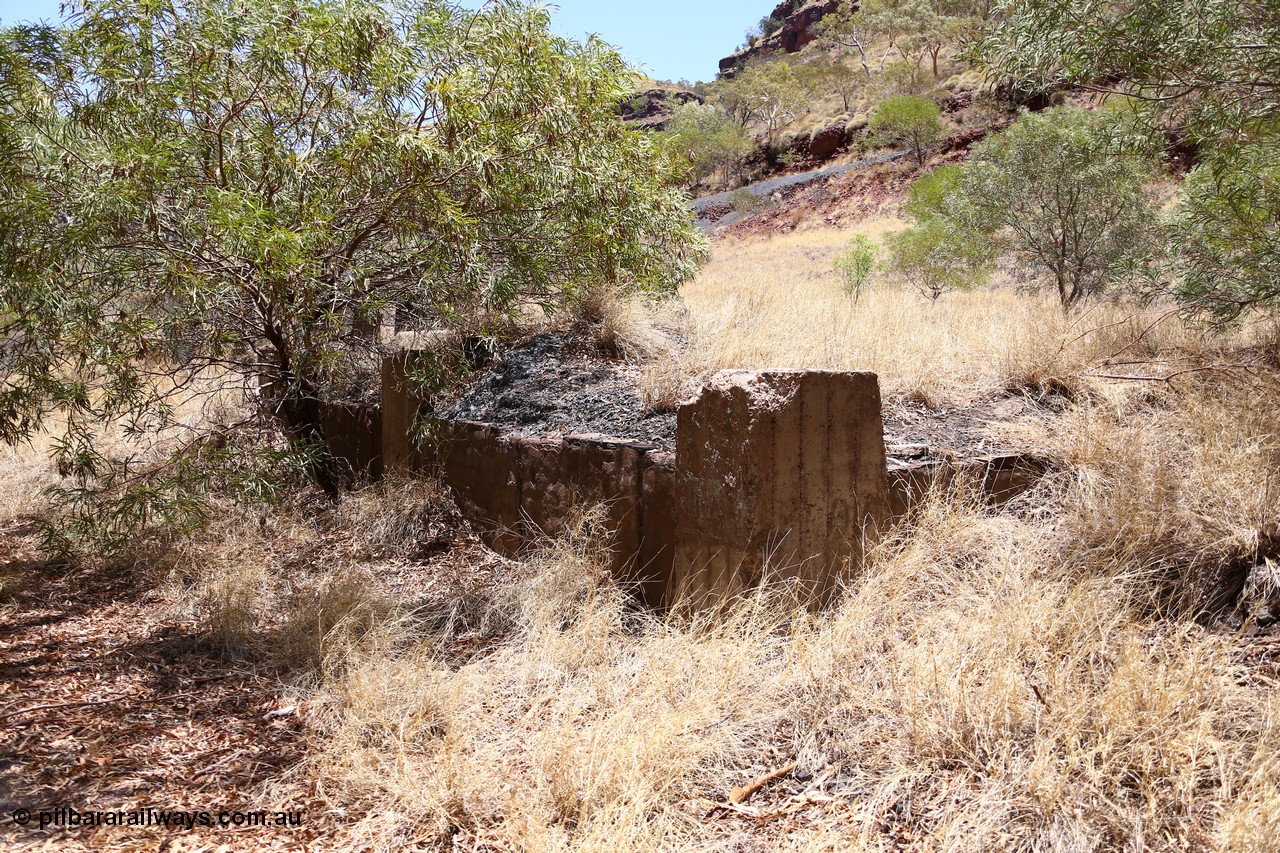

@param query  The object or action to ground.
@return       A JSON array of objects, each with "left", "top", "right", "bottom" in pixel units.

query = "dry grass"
[
  {"left": 574, "top": 284, "right": 687, "bottom": 364},
  {"left": 1027, "top": 375, "right": 1280, "bottom": 617},
  {"left": 0, "top": 432, "right": 60, "bottom": 527},
  {"left": 648, "top": 225, "right": 1261, "bottom": 408},
  {"left": 299, "top": 484, "right": 1280, "bottom": 851},
  {"left": 284, "top": 227, "right": 1280, "bottom": 851}
]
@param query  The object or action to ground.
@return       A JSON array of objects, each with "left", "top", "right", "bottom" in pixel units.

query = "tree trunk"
[
  {"left": 264, "top": 369, "right": 342, "bottom": 500},
  {"left": 845, "top": 36, "right": 872, "bottom": 79}
]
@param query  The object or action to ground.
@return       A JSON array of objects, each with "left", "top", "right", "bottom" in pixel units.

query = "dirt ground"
[
  {"left": 0, "top": 523, "right": 319, "bottom": 852},
  {"left": 4, "top": 507, "right": 1278, "bottom": 852},
  {"left": 0, "top": 510, "right": 519, "bottom": 852}
]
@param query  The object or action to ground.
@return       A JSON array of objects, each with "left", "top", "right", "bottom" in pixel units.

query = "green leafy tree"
[
  {"left": 902, "top": 8, "right": 981, "bottom": 77},
  {"left": 811, "top": 7, "right": 873, "bottom": 78},
  {"left": 869, "top": 95, "right": 947, "bottom": 163},
  {"left": 710, "top": 60, "right": 809, "bottom": 144},
  {"left": 857, "top": 0, "right": 933, "bottom": 72},
  {"left": 887, "top": 165, "right": 993, "bottom": 299},
  {"left": 707, "top": 74, "right": 756, "bottom": 128},
  {"left": 939, "top": 108, "right": 1158, "bottom": 308},
  {"left": 903, "top": 163, "right": 966, "bottom": 218},
  {"left": 820, "top": 0, "right": 984, "bottom": 78},
  {"left": 664, "top": 102, "right": 755, "bottom": 190},
  {"left": 0, "top": 0, "right": 704, "bottom": 541},
  {"left": 977, "top": 0, "right": 1277, "bottom": 144},
  {"left": 977, "top": 0, "right": 1280, "bottom": 319},
  {"left": 885, "top": 219, "right": 991, "bottom": 300},
  {"left": 797, "top": 54, "right": 864, "bottom": 113},
  {"left": 1175, "top": 142, "right": 1280, "bottom": 321}
]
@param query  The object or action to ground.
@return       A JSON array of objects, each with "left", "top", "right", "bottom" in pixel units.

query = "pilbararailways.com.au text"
[{"left": 11, "top": 805, "right": 304, "bottom": 831}]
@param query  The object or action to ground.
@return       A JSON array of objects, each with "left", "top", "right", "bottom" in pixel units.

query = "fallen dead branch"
[{"left": 729, "top": 761, "right": 798, "bottom": 805}]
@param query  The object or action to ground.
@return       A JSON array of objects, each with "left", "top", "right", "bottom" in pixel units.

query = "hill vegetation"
[{"left": 654, "top": 0, "right": 1006, "bottom": 195}]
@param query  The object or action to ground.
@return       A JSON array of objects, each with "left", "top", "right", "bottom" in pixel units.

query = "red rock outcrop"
[
  {"left": 618, "top": 87, "right": 704, "bottom": 131},
  {"left": 720, "top": 0, "right": 852, "bottom": 75},
  {"left": 808, "top": 120, "right": 849, "bottom": 160}
]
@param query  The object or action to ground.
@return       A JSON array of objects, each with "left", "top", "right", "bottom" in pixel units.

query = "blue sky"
[{"left": 0, "top": 0, "right": 762, "bottom": 84}]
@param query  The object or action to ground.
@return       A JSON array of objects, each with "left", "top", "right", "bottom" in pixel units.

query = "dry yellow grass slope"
[
  {"left": 642, "top": 224, "right": 1263, "bottom": 409},
  {"left": 290, "top": 230, "right": 1280, "bottom": 850},
  {"left": 303, "top": 477, "right": 1279, "bottom": 850}
]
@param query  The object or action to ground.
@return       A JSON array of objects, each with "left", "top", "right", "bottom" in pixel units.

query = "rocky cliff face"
[
  {"left": 618, "top": 87, "right": 704, "bottom": 131},
  {"left": 719, "top": 0, "right": 851, "bottom": 75}
]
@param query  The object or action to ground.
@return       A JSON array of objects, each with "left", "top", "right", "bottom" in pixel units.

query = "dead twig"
[
  {"left": 1090, "top": 363, "right": 1257, "bottom": 383},
  {"left": 730, "top": 761, "right": 798, "bottom": 805}
]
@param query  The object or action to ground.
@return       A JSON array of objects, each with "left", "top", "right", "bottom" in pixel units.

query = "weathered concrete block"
[
  {"left": 320, "top": 402, "right": 382, "bottom": 483},
  {"left": 381, "top": 352, "right": 426, "bottom": 474},
  {"left": 672, "top": 370, "right": 890, "bottom": 606},
  {"left": 563, "top": 435, "right": 645, "bottom": 577},
  {"left": 515, "top": 436, "right": 570, "bottom": 542},
  {"left": 887, "top": 454, "right": 1048, "bottom": 518},
  {"left": 980, "top": 454, "right": 1048, "bottom": 505},
  {"left": 514, "top": 434, "right": 650, "bottom": 577}
]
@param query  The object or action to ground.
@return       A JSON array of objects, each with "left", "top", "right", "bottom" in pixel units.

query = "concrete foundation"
[
  {"left": 671, "top": 370, "right": 890, "bottom": 606},
  {"left": 373, "top": 358, "right": 1047, "bottom": 609},
  {"left": 430, "top": 420, "right": 676, "bottom": 593}
]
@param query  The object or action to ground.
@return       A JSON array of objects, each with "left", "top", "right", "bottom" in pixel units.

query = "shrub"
[
  {"left": 953, "top": 107, "right": 1158, "bottom": 307},
  {"left": 1174, "top": 142, "right": 1280, "bottom": 322},
  {"left": 833, "top": 235, "right": 879, "bottom": 299},
  {"left": 885, "top": 219, "right": 992, "bottom": 300},
  {"left": 869, "top": 94, "right": 947, "bottom": 164},
  {"left": 728, "top": 188, "right": 765, "bottom": 215}
]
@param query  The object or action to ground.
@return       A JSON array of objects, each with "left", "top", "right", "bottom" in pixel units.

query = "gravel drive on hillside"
[{"left": 691, "top": 150, "right": 906, "bottom": 230}]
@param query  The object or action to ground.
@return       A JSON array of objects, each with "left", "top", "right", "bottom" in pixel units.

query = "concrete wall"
[
  {"left": 886, "top": 454, "right": 1048, "bottom": 518},
  {"left": 429, "top": 421, "right": 677, "bottom": 599},
  {"left": 671, "top": 370, "right": 890, "bottom": 606},
  {"left": 379, "top": 358, "right": 1046, "bottom": 609},
  {"left": 320, "top": 403, "right": 383, "bottom": 483}
]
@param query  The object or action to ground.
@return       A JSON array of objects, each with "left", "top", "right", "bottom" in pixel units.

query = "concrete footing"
[
  {"left": 671, "top": 370, "right": 889, "bottom": 606},
  {"left": 367, "top": 357, "right": 1045, "bottom": 609}
]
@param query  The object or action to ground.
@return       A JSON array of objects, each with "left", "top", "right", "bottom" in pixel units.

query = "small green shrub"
[
  {"left": 729, "top": 188, "right": 765, "bottom": 214},
  {"left": 869, "top": 95, "right": 947, "bottom": 164},
  {"left": 833, "top": 235, "right": 878, "bottom": 299},
  {"left": 885, "top": 220, "right": 991, "bottom": 300}
]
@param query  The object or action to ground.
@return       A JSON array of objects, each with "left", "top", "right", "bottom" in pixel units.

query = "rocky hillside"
[
  {"left": 719, "top": 0, "right": 849, "bottom": 74},
  {"left": 618, "top": 84, "right": 703, "bottom": 131}
]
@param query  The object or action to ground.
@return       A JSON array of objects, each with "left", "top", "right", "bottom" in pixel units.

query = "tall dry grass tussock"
[{"left": 1029, "top": 374, "right": 1280, "bottom": 618}]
